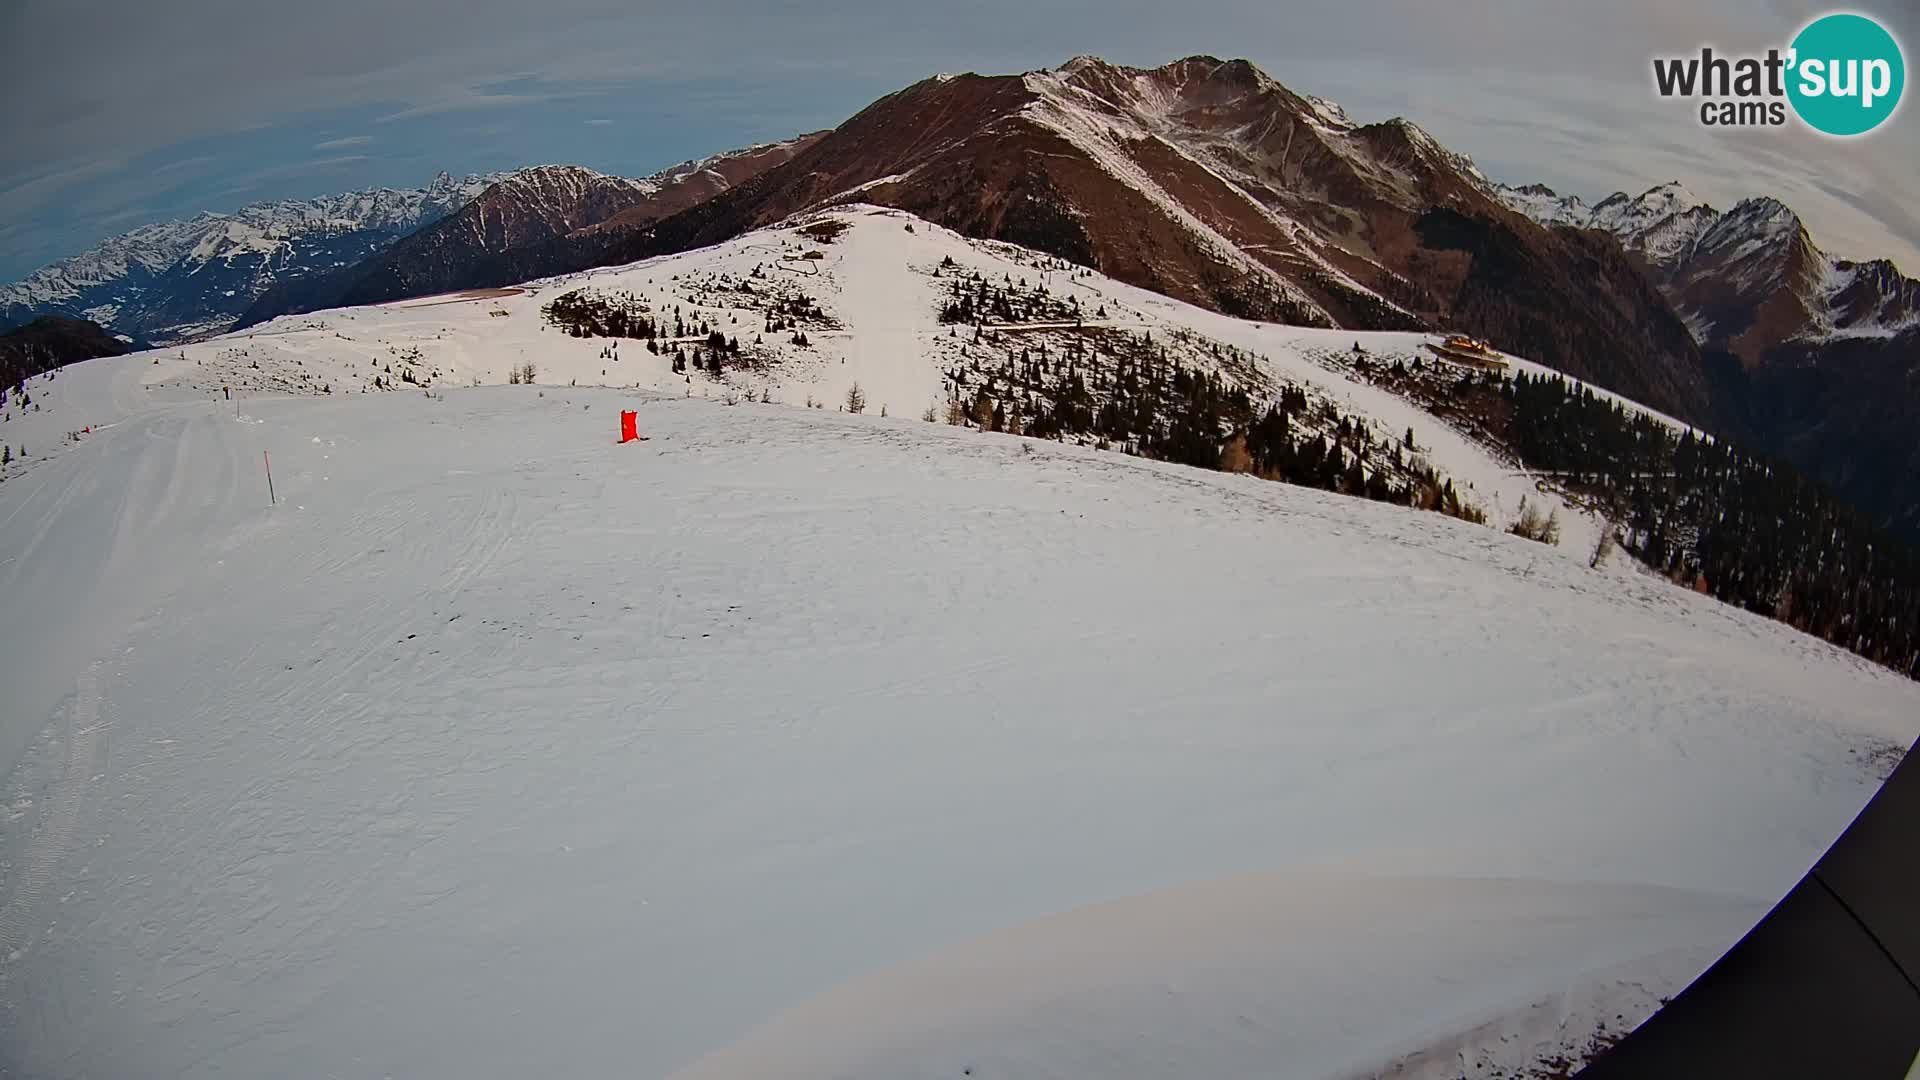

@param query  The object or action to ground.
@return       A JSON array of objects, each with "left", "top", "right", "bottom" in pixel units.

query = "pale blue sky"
[{"left": 2, "top": 1, "right": 1915, "bottom": 282}]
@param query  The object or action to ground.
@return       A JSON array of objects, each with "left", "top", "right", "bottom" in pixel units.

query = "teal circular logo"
[{"left": 1787, "top": 13, "right": 1905, "bottom": 136}]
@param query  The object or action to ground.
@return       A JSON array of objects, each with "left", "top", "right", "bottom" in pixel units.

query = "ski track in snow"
[
  {"left": 834, "top": 216, "right": 945, "bottom": 417},
  {"left": 0, "top": 664, "right": 104, "bottom": 966},
  {"left": 0, "top": 209, "right": 1916, "bottom": 1079}
]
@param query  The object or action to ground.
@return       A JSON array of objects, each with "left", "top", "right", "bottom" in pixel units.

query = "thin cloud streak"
[
  {"left": 0, "top": 157, "right": 127, "bottom": 218},
  {"left": 375, "top": 86, "right": 604, "bottom": 123},
  {"left": 224, "top": 154, "right": 375, "bottom": 190}
]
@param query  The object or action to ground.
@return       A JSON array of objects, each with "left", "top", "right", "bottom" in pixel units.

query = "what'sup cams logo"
[{"left": 1653, "top": 11, "right": 1905, "bottom": 135}]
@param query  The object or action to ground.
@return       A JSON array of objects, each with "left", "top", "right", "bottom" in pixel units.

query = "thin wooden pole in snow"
[{"left": 264, "top": 450, "right": 276, "bottom": 506}]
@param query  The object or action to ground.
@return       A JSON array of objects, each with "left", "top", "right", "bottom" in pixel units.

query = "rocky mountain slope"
[
  {"left": 1499, "top": 180, "right": 1920, "bottom": 541},
  {"left": 1498, "top": 181, "right": 1920, "bottom": 360},
  {"left": 577, "top": 136, "right": 834, "bottom": 235},
  {"left": 5, "top": 138, "right": 825, "bottom": 348},
  {"left": 412, "top": 56, "right": 1715, "bottom": 427},
  {"left": 5, "top": 59, "right": 1726, "bottom": 428},
  {"left": 0, "top": 173, "right": 503, "bottom": 344},
  {"left": 238, "top": 136, "right": 825, "bottom": 325}
]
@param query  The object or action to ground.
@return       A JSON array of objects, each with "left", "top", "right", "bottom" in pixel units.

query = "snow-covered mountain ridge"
[
  {"left": 0, "top": 171, "right": 507, "bottom": 344},
  {"left": 1495, "top": 180, "right": 1920, "bottom": 350},
  {"left": 236, "top": 134, "right": 828, "bottom": 326},
  {"left": 1, "top": 145, "right": 817, "bottom": 347},
  {"left": 120, "top": 204, "right": 1667, "bottom": 555},
  {"left": 1495, "top": 177, "right": 1920, "bottom": 546},
  {"left": 465, "top": 55, "right": 1708, "bottom": 428}
]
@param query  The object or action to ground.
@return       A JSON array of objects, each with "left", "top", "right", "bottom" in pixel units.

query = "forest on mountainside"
[{"left": 1364, "top": 356, "right": 1920, "bottom": 679}]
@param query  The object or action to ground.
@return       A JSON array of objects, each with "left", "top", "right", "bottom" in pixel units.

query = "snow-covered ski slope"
[
  {"left": 95, "top": 204, "right": 1696, "bottom": 559},
  {"left": 2, "top": 208, "right": 1918, "bottom": 1079}
]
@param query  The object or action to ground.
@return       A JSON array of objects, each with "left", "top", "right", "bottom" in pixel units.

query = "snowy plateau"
[{"left": 1, "top": 206, "right": 1917, "bottom": 1079}]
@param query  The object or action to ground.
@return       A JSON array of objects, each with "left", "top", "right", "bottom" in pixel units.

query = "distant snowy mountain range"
[
  {"left": 1, "top": 137, "right": 823, "bottom": 347},
  {"left": 0, "top": 172, "right": 504, "bottom": 344},
  {"left": 1495, "top": 180, "right": 1920, "bottom": 359},
  {"left": 11, "top": 61, "right": 1910, "bottom": 375},
  {"left": 237, "top": 134, "right": 824, "bottom": 325},
  {"left": 1495, "top": 177, "right": 1920, "bottom": 541}
]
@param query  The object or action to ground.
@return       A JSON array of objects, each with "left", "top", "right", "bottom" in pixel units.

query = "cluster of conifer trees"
[
  {"left": 762, "top": 294, "right": 827, "bottom": 334},
  {"left": 942, "top": 328, "right": 1482, "bottom": 522},
  {"left": 669, "top": 331, "right": 745, "bottom": 376},
  {"left": 1370, "top": 357, "right": 1920, "bottom": 678},
  {"left": 937, "top": 266, "right": 1082, "bottom": 326},
  {"left": 542, "top": 289, "right": 659, "bottom": 340},
  {"left": 1495, "top": 369, "right": 1919, "bottom": 675}
]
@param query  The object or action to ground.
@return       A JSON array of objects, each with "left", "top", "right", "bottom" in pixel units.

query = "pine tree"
[
  {"left": 1220, "top": 434, "right": 1252, "bottom": 473},
  {"left": 1343, "top": 459, "right": 1366, "bottom": 494},
  {"left": 1590, "top": 520, "right": 1617, "bottom": 569}
]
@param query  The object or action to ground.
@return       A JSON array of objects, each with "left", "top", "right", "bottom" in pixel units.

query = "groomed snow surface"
[
  {"left": 3, "top": 210, "right": 1918, "bottom": 1079},
  {"left": 100, "top": 205, "right": 1696, "bottom": 558}
]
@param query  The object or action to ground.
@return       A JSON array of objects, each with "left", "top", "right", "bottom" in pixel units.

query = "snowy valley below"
[{"left": 2, "top": 208, "right": 1917, "bottom": 1079}]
